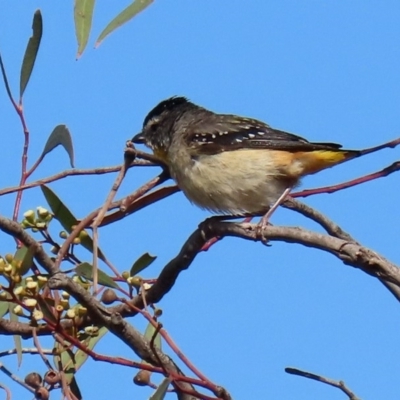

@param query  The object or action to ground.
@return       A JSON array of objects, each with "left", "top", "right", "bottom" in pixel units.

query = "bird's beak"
[{"left": 132, "top": 132, "right": 145, "bottom": 144}]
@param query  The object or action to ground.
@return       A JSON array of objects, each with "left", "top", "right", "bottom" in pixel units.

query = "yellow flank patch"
[{"left": 295, "top": 150, "right": 352, "bottom": 175}]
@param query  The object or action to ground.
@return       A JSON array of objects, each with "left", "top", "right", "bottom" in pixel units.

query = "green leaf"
[
  {"left": 0, "top": 53, "right": 14, "bottom": 103},
  {"left": 75, "top": 263, "right": 118, "bottom": 289},
  {"left": 53, "top": 327, "right": 107, "bottom": 391},
  {"left": 14, "top": 246, "right": 34, "bottom": 276},
  {"left": 130, "top": 252, "right": 156, "bottom": 277},
  {"left": 57, "top": 326, "right": 108, "bottom": 386},
  {"left": 40, "top": 125, "right": 75, "bottom": 168},
  {"left": 54, "top": 344, "right": 76, "bottom": 383},
  {"left": 0, "top": 302, "right": 9, "bottom": 319},
  {"left": 70, "top": 376, "right": 83, "bottom": 400},
  {"left": 36, "top": 296, "right": 57, "bottom": 324},
  {"left": 74, "top": 327, "right": 107, "bottom": 375},
  {"left": 20, "top": 10, "right": 43, "bottom": 98},
  {"left": 148, "top": 377, "right": 171, "bottom": 400},
  {"left": 0, "top": 293, "right": 12, "bottom": 318},
  {"left": 74, "top": 0, "right": 96, "bottom": 58},
  {"left": 41, "top": 185, "right": 105, "bottom": 261},
  {"left": 41, "top": 185, "right": 77, "bottom": 232},
  {"left": 9, "top": 304, "right": 23, "bottom": 367},
  {"left": 144, "top": 322, "right": 162, "bottom": 351},
  {"left": 96, "top": 0, "right": 153, "bottom": 46}
]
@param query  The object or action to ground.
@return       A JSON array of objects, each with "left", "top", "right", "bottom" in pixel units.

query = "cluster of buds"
[
  {"left": 0, "top": 254, "right": 44, "bottom": 285},
  {"left": 21, "top": 207, "right": 53, "bottom": 231},
  {"left": 122, "top": 272, "right": 152, "bottom": 291},
  {"left": 59, "top": 226, "right": 89, "bottom": 245},
  {"left": 8, "top": 276, "right": 48, "bottom": 322},
  {"left": 0, "top": 255, "right": 19, "bottom": 282}
]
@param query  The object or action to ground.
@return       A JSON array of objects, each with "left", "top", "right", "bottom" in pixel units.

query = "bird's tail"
[{"left": 297, "top": 149, "right": 360, "bottom": 176}]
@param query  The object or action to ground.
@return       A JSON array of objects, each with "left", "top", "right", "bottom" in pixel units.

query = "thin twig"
[
  {"left": 293, "top": 161, "right": 400, "bottom": 198},
  {"left": 0, "top": 361, "right": 35, "bottom": 393},
  {"left": 91, "top": 164, "right": 129, "bottom": 293},
  {"left": 282, "top": 198, "right": 356, "bottom": 241},
  {"left": 0, "top": 160, "right": 154, "bottom": 197},
  {"left": 32, "top": 328, "right": 53, "bottom": 370},
  {"left": 359, "top": 136, "right": 400, "bottom": 156},
  {"left": 285, "top": 367, "right": 361, "bottom": 399},
  {"left": 0, "top": 348, "right": 54, "bottom": 358},
  {"left": 126, "top": 302, "right": 214, "bottom": 385},
  {"left": 0, "top": 382, "right": 11, "bottom": 400}
]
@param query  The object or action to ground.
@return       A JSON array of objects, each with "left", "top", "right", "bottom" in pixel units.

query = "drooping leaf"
[
  {"left": 14, "top": 246, "right": 34, "bottom": 276},
  {"left": 148, "top": 377, "right": 171, "bottom": 400},
  {"left": 73, "top": 326, "right": 107, "bottom": 376},
  {"left": 40, "top": 125, "right": 75, "bottom": 168},
  {"left": 75, "top": 263, "right": 118, "bottom": 289},
  {"left": 74, "top": 0, "right": 96, "bottom": 58},
  {"left": 20, "top": 10, "right": 43, "bottom": 98},
  {"left": 9, "top": 304, "right": 23, "bottom": 366},
  {"left": 54, "top": 344, "right": 76, "bottom": 384},
  {"left": 130, "top": 252, "right": 157, "bottom": 277},
  {"left": 40, "top": 185, "right": 105, "bottom": 260},
  {"left": 0, "top": 303, "right": 8, "bottom": 319},
  {"left": 41, "top": 185, "right": 77, "bottom": 232},
  {"left": 0, "top": 53, "right": 14, "bottom": 103},
  {"left": 96, "top": 0, "right": 153, "bottom": 47},
  {"left": 0, "top": 293, "right": 12, "bottom": 318},
  {"left": 70, "top": 376, "right": 83, "bottom": 400},
  {"left": 55, "top": 326, "right": 107, "bottom": 386},
  {"left": 36, "top": 297, "right": 57, "bottom": 324},
  {"left": 144, "top": 322, "right": 162, "bottom": 351}
]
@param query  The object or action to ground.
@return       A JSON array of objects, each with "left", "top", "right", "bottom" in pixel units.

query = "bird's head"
[{"left": 132, "top": 96, "right": 195, "bottom": 159}]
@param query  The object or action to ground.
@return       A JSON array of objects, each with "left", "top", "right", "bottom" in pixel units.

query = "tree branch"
[{"left": 285, "top": 367, "right": 360, "bottom": 400}]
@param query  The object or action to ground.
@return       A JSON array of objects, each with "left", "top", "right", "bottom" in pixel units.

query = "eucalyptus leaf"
[
  {"left": 148, "top": 377, "right": 171, "bottom": 400},
  {"left": 9, "top": 304, "right": 23, "bottom": 367},
  {"left": 41, "top": 185, "right": 105, "bottom": 260},
  {"left": 74, "top": 0, "right": 95, "bottom": 58},
  {"left": 14, "top": 246, "right": 34, "bottom": 276},
  {"left": 75, "top": 262, "right": 118, "bottom": 289},
  {"left": 0, "top": 53, "right": 13, "bottom": 102},
  {"left": 40, "top": 125, "right": 75, "bottom": 168},
  {"left": 0, "top": 293, "right": 12, "bottom": 318},
  {"left": 73, "top": 326, "right": 108, "bottom": 376},
  {"left": 130, "top": 252, "right": 157, "bottom": 277},
  {"left": 70, "top": 376, "right": 83, "bottom": 400},
  {"left": 144, "top": 322, "right": 162, "bottom": 351},
  {"left": 36, "top": 297, "right": 57, "bottom": 324},
  {"left": 20, "top": 10, "right": 42, "bottom": 97},
  {"left": 96, "top": 0, "right": 153, "bottom": 46}
]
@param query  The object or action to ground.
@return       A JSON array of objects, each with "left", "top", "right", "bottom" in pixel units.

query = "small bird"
[{"left": 132, "top": 96, "right": 359, "bottom": 223}]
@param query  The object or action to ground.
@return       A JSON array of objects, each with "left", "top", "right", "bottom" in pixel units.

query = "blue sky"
[{"left": 1, "top": 1, "right": 400, "bottom": 399}]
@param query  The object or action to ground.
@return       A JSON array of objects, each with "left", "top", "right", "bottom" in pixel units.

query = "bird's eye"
[{"left": 146, "top": 117, "right": 159, "bottom": 133}]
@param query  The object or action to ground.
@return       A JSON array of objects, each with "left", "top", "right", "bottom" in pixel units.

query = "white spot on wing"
[{"left": 248, "top": 133, "right": 255, "bottom": 139}]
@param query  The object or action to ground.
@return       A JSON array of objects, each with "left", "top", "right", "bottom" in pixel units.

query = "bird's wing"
[{"left": 185, "top": 114, "right": 343, "bottom": 155}]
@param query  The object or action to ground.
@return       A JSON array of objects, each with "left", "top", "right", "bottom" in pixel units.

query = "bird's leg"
[{"left": 256, "top": 187, "right": 293, "bottom": 243}]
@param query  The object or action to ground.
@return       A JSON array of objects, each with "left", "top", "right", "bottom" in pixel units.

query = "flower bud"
[
  {"left": 23, "top": 210, "right": 36, "bottom": 224},
  {"left": 24, "top": 298, "right": 38, "bottom": 309},
  {"left": 36, "top": 206, "right": 50, "bottom": 219}
]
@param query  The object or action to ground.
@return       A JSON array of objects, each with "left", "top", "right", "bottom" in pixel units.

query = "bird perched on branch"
[{"left": 132, "top": 96, "right": 359, "bottom": 225}]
